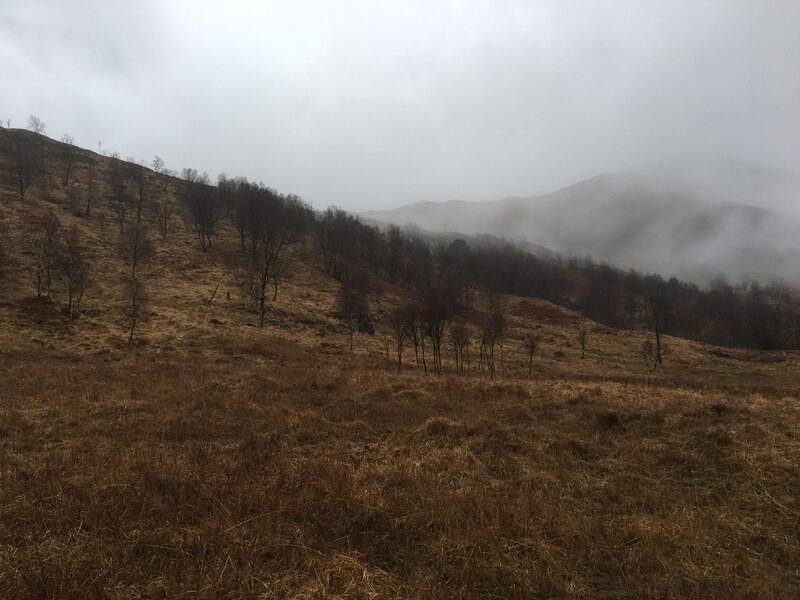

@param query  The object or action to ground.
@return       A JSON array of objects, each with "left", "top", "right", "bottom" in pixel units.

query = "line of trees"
[
  {"left": 378, "top": 291, "right": 530, "bottom": 380},
  {"left": 315, "top": 210, "right": 800, "bottom": 351},
  {"left": 380, "top": 286, "right": 458, "bottom": 376}
]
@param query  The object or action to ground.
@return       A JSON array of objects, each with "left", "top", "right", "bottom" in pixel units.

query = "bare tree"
[
  {"left": 183, "top": 169, "right": 219, "bottom": 251},
  {"left": 109, "top": 165, "right": 132, "bottom": 233},
  {"left": 30, "top": 212, "right": 62, "bottom": 298},
  {"left": 642, "top": 294, "right": 671, "bottom": 365},
  {"left": 523, "top": 332, "right": 539, "bottom": 379},
  {"left": 111, "top": 195, "right": 130, "bottom": 233},
  {"left": 578, "top": 327, "right": 588, "bottom": 359},
  {"left": 221, "top": 175, "right": 256, "bottom": 251},
  {"left": 269, "top": 194, "right": 308, "bottom": 301},
  {"left": 114, "top": 174, "right": 154, "bottom": 342},
  {"left": 41, "top": 161, "right": 59, "bottom": 204},
  {"left": 118, "top": 223, "right": 155, "bottom": 278},
  {"left": 422, "top": 286, "right": 454, "bottom": 375},
  {"left": 336, "top": 271, "right": 373, "bottom": 351},
  {"left": 488, "top": 295, "right": 507, "bottom": 376},
  {"left": 317, "top": 207, "right": 361, "bottom": 281},
  {"left": 479, "top": 323, "right": 497, "bottom": 379},
  {"left": 478, "top": 299, "right": 506, "bottom": 380},
  {"left": 60, "top": 226, "right": 89, "bottom": 319},
  {"left": 403, "top": 303, "right": 426, "bottom": 372},
  {"left": 154, "top": 193, "right": 175, "bottom": 239},
  {"left": 27, "top": 115, "right": 46, "bottom": 135},
  {"left": 153, "top": 166, "right": 176, "bottom": 239},
  {"left": 125, "top": 277, "right": 148, "bottom": 342},
  {"left": 58, "top": 134, "right": 78, "bottom": 185},
  {"left": 132, "top": 163, "right": 148, "bottom": 223},
  {"left": 8, "top": 133, "right": 45, "bottom": 201},
  {"left": 151, "top": 155, "right": 165, "bottom": 174},
  {"left": 269, "top": 253, "right": 289, "bottom": 302},
  {"left": 234, "top": 249, "right": 274, "bottom": 328},
  {"left": 449, "top": 323, "right": 470, "bottom": 376},
  {"left": 386, "top": 308, "right": 408, "bottom": 372},
  {"left": 640, "top": 339, "right": 660, "bottom": 383},
  {"left": 233, "top": 193, "right": 301, "bottom": 327}
]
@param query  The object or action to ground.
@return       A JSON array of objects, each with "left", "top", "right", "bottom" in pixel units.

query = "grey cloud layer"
[{"left": 2, "top": 0, "right": 798, "bottom": 211}]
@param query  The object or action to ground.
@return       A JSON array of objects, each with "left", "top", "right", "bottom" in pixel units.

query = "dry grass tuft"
[{"left": 420, "top": 416, "right": 462, "bottom": 437}]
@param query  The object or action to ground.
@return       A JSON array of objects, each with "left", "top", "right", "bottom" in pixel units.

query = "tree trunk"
[{"left": 655, "top": 329, "right": 662, "bottom": 364}]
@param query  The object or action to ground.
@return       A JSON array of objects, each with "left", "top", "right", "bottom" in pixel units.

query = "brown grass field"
[
  {"left": 1, "top": 133, "right": 799, "bottom": 597},
  {"left": 1, "top": 351, "right": 799, "bottom": 598}
]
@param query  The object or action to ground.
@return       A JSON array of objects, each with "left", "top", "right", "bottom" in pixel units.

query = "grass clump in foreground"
[{"left": 0, "top": 352, "right": 798, "bottom": 598}]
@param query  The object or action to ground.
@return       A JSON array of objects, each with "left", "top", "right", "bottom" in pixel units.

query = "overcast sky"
[{"left": 2, "top": 0, "right": 798, "bottom": 211}]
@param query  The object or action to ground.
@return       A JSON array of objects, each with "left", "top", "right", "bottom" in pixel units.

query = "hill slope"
[
  {"left": 1, "top": 128, "right": 800, "bottom": 598},
  {"left": 1, "top": 127, "right": 798, "bottom": 384}
]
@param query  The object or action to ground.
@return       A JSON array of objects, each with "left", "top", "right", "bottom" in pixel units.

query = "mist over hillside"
[{"left": 362, "top": 156, "right": 800, "bottom": 283}]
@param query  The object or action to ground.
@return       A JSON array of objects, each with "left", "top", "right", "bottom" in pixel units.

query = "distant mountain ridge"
[{"left": 362, "top": 157, "right": 800, "bottom": 282}]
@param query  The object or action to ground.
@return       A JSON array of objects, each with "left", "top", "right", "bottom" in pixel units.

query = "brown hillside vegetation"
[
  {"left": 1, "top": 129, "right": 799, "bottom": 597},
  {"left": 2, "top": 355, "right": 799, "bottom": 598}
]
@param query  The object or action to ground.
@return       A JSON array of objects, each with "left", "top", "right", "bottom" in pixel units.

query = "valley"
[{"left": 0, "top": 128, "right": 799, "bottom": 598}]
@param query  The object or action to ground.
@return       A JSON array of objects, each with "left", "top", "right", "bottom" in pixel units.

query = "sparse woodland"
[
  {"left": 0, "top": 125, "right": 799, "bottom": 598},
  {"left": 1, "top": 127, "right": 798, "bottom": 359}
]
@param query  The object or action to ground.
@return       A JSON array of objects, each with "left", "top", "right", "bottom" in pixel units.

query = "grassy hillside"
[{"left": 1, "top": 129, "right": 799, "bottom": 598}]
